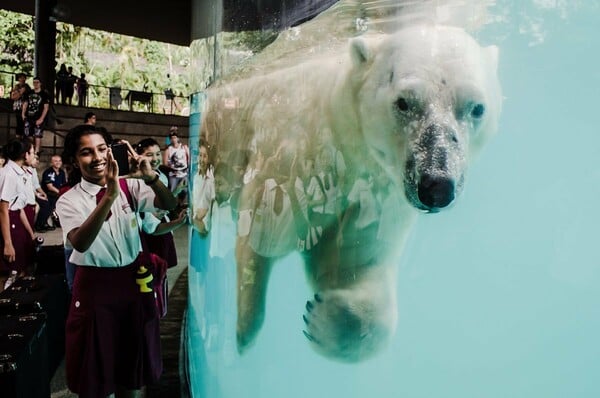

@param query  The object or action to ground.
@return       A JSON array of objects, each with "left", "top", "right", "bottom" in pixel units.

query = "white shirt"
[
  {"left": 165, "top": 144, "right": 189, "bottom": 178},
  {"left": 243, "top": 167, "right": 259, "bottom": 185},
  {"left": 0, "top": 160, "right": 28, "bottom": 210},
  {"left": 158, "top": 170, "right": 168, "bottom": 186},
  {"left": 250, "top": 177, "right": 307, "bottom": 257},
  {"left": 149, "top": 170, "right": 171, "bottom": 222},
  {"left": 139, "top": 211, "right": 162, "bottom": 234},
  {"left": 56, "top": 178, "right": 156, "bottom": 267},
  {"left": 323, "top": 145, "right": 346, "bottom": 179},
  {"left": 192, "top": 173, "right": 215, "bottom": 230},
  {"left": 306, "top": 172, "right": 338, "bottom": 215},
  {"left": 347, "top": 177, "right": 379, "bottom": 229},
  {"left": 209, "top": 198, "right": 236, "bottom": 258},
  {"left": 22, "top": 166, "right": 41, "bottom": 205}
]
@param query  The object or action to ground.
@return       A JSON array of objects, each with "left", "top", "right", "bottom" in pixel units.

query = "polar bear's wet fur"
[{"left": 203, "top": 24, "right": 501, "bottom": 362}]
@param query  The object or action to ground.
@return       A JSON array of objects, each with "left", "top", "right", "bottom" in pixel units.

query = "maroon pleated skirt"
[
  {"left": 0, "top": 208, "right": 34, "bottom": 273},
  {"left": 23, "top": 204, "right": 35, "bottom": 229},
  {"left": 66, "top": 258, "right": 163, "bottom": 397}
]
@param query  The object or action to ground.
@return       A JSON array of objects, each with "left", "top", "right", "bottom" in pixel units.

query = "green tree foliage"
[
  {"left": 0, "top": 10, "right": 35, "bottom": 73},
  {"left": 56, "top": 23, "right": 89, "bottom": 86},
  {"left": 0, "top": 10, "right": 191, "bottom": 108},
  {"left": 54, "top": 24, "right": 191, "bottom": 103},
  {"left": 1, "top": 9, "right": 278, "bottom": 107},
  {"left": 222, "top": 30, "right": 278, "bottom": 54}
]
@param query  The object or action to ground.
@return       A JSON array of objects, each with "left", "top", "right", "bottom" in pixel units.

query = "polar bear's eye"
[
  {"left": 395, "top": 97, "right": 409, "bottom": 112},
  {"left": 471, "top": 103, "right": 485, "bottom": 118}
]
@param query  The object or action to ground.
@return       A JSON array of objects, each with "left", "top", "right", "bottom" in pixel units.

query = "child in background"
[
  {"left": 192, "top": 139, "right": 214, "bottom": 236},
  {"left": 0, "top": 140, "right": 37, "bottom": 290},
  {"left": 163, "top": 127, "right": 189, "bottom": 208},
  {"left": 209, "top": 162, "right": 238, "bottom": 260},
  {"left": 136, "top": 138, "right": 187, "bottom": 267}
]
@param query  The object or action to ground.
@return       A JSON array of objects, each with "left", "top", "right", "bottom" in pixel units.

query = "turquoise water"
[{"left": 187, "top": 2, "right": 600, "bottom": 397}]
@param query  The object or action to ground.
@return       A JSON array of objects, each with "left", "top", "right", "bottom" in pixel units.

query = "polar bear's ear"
[
  {"left": 350, "top": 38, "right": 371, "bottom": 67},
  {"left": 483, "top": 45, "right": 499, "bottom": 74}
]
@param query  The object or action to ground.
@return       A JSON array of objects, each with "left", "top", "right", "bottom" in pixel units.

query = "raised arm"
[
  {"left": 153, "top": 209, "right": 187, "bottom": 235},
  {"left": 120, "top": 140, "right": 177, "bottom": 211},
  {"left": 67, "top": 149, "right": 120, "bottom": 252},
  {"left": 130, "top": 161, "right": 177, "bottom": 210},
  {"left": 0, "top": 202, "right": 15, "bottom": 263}
]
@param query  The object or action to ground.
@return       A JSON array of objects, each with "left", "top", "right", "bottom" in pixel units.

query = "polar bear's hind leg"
[{"left": 236, "top": 246, "right": 275, "bottom": 353}]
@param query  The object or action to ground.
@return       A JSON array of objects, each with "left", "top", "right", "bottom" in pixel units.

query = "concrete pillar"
[
  {"left": 191, "top": 0, "right": 223, "bottom": 85},
  {"left": 34, "top": 0, "right": 57, "bottom": 98},
  {"left": 191, "top": 0, "right": 222, "bottom": 41}
]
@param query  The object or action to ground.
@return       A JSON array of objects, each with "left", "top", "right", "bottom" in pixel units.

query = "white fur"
[{"left": 204, "top": 24, "right": 501, "bottom": 362}]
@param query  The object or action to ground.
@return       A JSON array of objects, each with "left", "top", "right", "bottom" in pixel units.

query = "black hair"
[
  {"left": 199, "top": 138, "right": 210, "bottom": 152},
  {"left": 226, "top": 149, "right": 251, "bottom": 171},
  {"left": 136, "top": 138, "right": 160, "bottom": 154},
  {"left": 214, "top": 161, "right": 235, "bottom": 185},
  {"left": 198, "top": 138, "right": 212, "bottom": 160},
  {"left": 197, "top": 139, "right": 213, "bottom": 176},
  {"left": 62, "top": 125, "right": 113, "bottom": 184},
  {"left": 2, "top": 139, "right": 33, "bottom": 161},
  {"left": 83, "top": 112, "right": 96, "bottom": 122}
]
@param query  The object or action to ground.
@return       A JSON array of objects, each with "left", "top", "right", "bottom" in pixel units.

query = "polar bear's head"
[{"left": 349, "top": 25, "right": 501, "bottom": 213}]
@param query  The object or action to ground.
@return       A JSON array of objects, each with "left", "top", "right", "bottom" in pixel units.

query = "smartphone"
[{"left": 111, "top": 143, "right": 130, "bottom": 176}]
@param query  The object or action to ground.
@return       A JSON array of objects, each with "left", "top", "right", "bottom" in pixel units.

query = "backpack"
[{"left": 120, "top": 179, "right": 169, "bottom": 318}]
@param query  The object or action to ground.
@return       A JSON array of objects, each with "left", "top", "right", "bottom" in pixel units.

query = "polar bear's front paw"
[{"left": 302, "top": 289, "right": 396, "bottom": 362}]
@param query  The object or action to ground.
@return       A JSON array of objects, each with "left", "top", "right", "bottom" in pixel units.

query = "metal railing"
[{"left": 0, "top": 70, "right": 190, "bottom": 116}]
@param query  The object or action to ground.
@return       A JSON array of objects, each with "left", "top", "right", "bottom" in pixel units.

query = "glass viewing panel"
[{"left": 186, "top": 1, "right": 600, "bottom": 397}]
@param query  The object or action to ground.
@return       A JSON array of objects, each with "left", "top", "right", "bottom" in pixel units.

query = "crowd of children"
[{"left": 0, "top": 122, "right": 191, "bottom": 397}]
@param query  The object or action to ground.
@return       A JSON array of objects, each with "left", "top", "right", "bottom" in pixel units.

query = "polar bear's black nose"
[{"left": 418, "top": 175, "right": 455, "bottom": 210}]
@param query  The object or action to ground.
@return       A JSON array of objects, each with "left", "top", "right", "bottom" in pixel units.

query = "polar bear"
[{"left": 200, "top": 24, "right": 501, "bottom": 362}]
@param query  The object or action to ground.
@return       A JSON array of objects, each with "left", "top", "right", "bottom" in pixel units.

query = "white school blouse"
[
  {"left": 249, "top": 177, "right": 307, "bottom": 257},
  {"left": 139, "top": 211, "right": 161, "bottom": 234},
  {"left": 56, "top": 178, "right": 156, "bottom": 267},
  {"left": 347, "top": 177, "right": 379, "bottom": 229},
  {"left": 306, "top": 172, "right": 338, "bottom": 215},
  {"left": 23, "top": 166, "right": 40, "bottom": 205},
  {"left": 209, "top": 199, "right": 236, "bottom": 259},
  {"left": 0, "top": 160, "right": 29, "bottom": 211},
  {"left": 192, "top": 173, "right": 215, "bottom": 231}
]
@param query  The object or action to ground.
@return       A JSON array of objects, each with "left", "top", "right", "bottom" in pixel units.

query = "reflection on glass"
[{"left": 188, "top": 0, "right": 502, "bottom": 396}]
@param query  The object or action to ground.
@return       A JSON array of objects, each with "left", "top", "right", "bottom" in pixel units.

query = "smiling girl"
[
  {"left": 136, "top": 138, "right": 187, "bottom": 268},
  {"left": 56, "top": 125, "right": 177, "bottom": 398}
]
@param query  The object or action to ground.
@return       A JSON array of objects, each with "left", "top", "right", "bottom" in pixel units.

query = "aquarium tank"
[{"left": 186, "top": 1, "right": 600, "bottom": 397}]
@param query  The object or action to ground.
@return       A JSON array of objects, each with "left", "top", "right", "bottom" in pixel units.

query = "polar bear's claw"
[
  {"left": 303, "top": 330, "right": 321, "bottom": 345},
  {"left": 302, "top": 289, "right": 396, "bottom": 362},
  {"left": 306, "top": 300, "right": 314, "bottom": 312}
]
